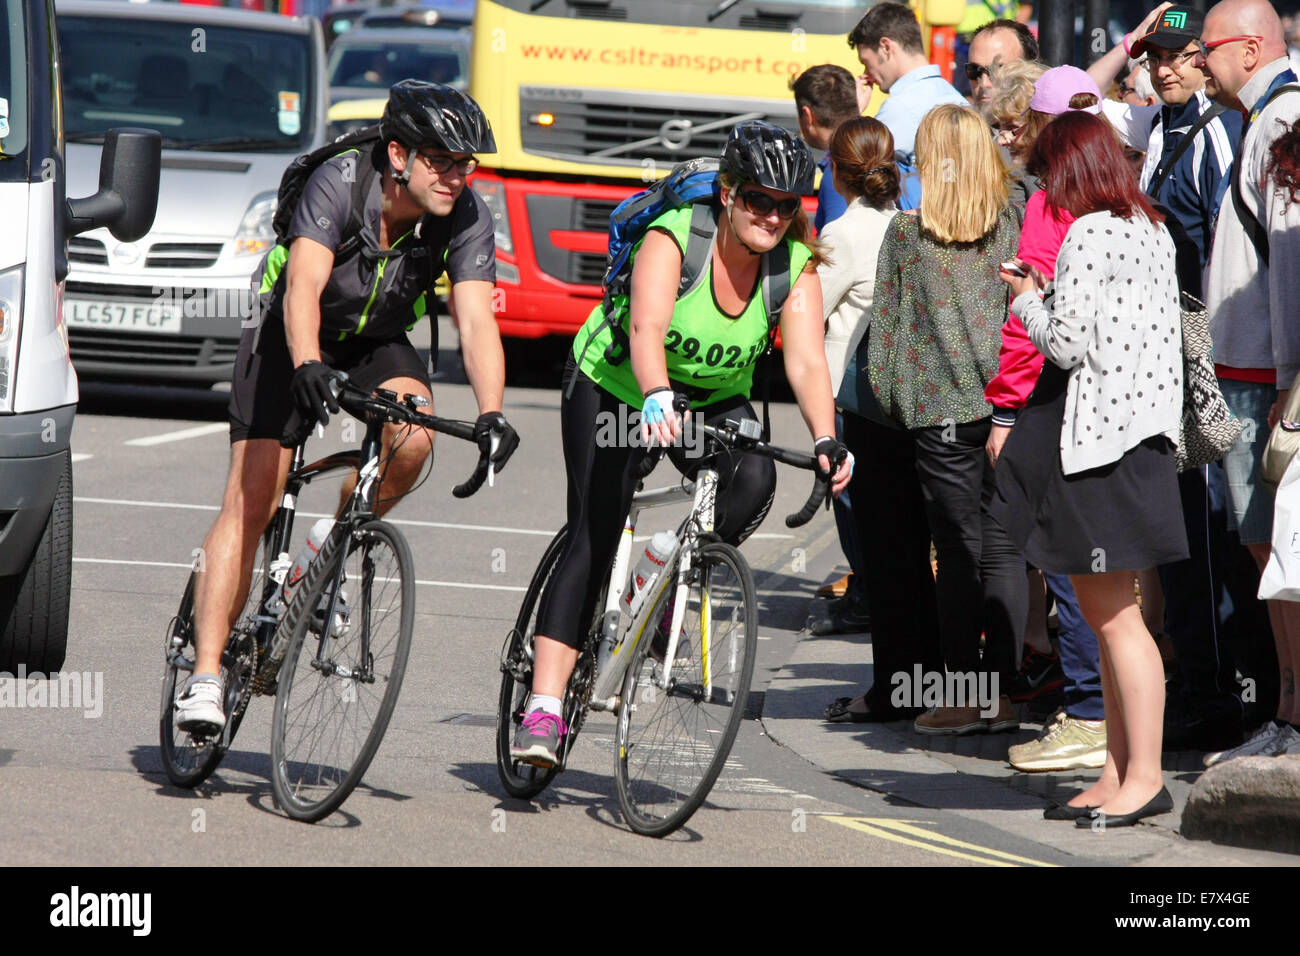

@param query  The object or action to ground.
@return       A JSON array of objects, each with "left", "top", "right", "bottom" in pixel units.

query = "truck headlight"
[
  {"left": 471, "top": 178, "right": 513, "bottom": 256},
  {"left": 0, "top": 265, "right": 25, "bottom": 411},
  {"left": 235, "top": 191, "right": 278, "bottom": 257}
]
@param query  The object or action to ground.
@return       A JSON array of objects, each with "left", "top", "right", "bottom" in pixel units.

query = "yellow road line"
[{"left": 825, "top": 817, "right": 1058, "bottom": 868}]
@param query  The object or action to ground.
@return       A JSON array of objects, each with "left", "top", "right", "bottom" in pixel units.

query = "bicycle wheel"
[
  {"left": 496, "top": 528, "right": 566, "bottom": 798},
  {"left": 270, "top": 519, "right": 414, "bottom": 822},
  {"left": 161, "top": 525, "right": 276, "bottom": 786},
  {"left": 614, "top": 541, "right": 757, "bottom": 837},
  {"left": 159, "top": 574, "right": 226, "bottom": 787}
]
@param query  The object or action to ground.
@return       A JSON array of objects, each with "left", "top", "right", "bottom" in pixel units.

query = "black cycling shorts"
[{"left": 227, "top": 313, "right": 431, "bottom": 445}]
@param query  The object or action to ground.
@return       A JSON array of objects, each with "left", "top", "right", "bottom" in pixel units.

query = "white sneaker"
[
  {"left": 1204, "top": 721, "right": 1298, "bottom": 767},
  {"left": 175, "top": 676, "right": 225, "bottom": 736}
]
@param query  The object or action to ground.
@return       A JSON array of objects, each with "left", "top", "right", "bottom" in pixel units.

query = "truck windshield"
[
  {"left": 328, "top": 38, "right": 468, "bottom": 91},
  {"left": 0, "top": 0, "right": 30, "bottom": 181},
  {"left": 58, "top": 15, "right": 315, "bottom": 151}
]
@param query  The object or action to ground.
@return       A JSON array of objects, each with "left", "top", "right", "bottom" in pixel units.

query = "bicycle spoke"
[{"left": 272, "top": 522, "right": 414, "bottom": 821}]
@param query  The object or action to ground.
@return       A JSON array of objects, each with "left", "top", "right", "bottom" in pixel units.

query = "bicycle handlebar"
[
  {"left": 630, "top": 392, "right": 832, "bottom": 528},
  {"left": 329, "top": 374, "right": 493, "bottom": 499}
]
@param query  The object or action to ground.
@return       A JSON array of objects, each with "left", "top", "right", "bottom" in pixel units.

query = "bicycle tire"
[
  {"left": 614, "top": 541, "right": 757, "bottom": 837},
  {"left": 159, "top": 534, "right": 268, "bottom": 788},
  {"left": 496, "top": 527, "right": 567, "bottom": 798},
  {"left": 159, "top": 574, "right": 226, "bottom": 787},
  {"left": 270, "top": 519, "right": 414, "bottom": 822}
]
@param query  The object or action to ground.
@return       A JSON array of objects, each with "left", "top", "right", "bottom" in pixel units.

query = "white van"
[
  {"left": 0, "top": 0, "right": 159, "bottom": 670},
  {"left": 57, "top": 1, "right": 328, "bottom": 384}
]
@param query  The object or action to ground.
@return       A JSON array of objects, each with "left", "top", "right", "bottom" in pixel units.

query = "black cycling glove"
[
  {"left": 814, "top": 435, "right": 851, "bottom": 475},
  {"left": 474, "top": 411, "right": 520, "bottom": 471},
  {"left": 290, "top": 361, "right": 341, "bottom": 429}
]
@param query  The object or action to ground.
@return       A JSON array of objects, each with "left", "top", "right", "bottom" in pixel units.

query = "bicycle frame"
[
  {"left": 251, "top": 412, "right": 392, "bottom": 693},
  {"left": 588, "top": 467, "right": 720, "bottom": 710}
]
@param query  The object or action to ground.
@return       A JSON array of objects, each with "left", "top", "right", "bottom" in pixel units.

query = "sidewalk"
[{"left": 760, "top": 625, "right": 1300, "bottom": 862}]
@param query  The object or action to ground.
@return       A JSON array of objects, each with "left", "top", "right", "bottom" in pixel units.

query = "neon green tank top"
[{"left": 573, "top": 206, "right": 812, "bottom": 409}]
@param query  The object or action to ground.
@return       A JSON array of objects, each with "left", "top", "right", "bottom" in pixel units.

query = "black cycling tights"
[{"left": 534, "top": 361, "right": 777, "bottom": 650}]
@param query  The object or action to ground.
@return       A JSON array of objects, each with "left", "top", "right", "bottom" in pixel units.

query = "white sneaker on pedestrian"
[
  {"left": 175, "top": 675, "right": 225, "bottom": 736},
  {"left": 1203, "top": 721, "right": 1298, "bottom": 767}
]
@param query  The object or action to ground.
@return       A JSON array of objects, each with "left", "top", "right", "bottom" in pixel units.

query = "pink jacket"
[{"left": 984, "top": 191, "right": 1076, "bottom": 422}]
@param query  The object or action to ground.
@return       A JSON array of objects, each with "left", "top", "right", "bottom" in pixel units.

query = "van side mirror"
[{"left": 65, "top": 127, "right": 162, "bottom": 241}]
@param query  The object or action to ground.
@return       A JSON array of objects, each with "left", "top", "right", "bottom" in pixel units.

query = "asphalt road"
[{"left": 1, "top": 319, "right": 1288, "bottom": 870}]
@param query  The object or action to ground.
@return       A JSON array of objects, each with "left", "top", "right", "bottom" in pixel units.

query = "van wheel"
[{"left": 0, "top": 454, "right": 72, "bottom": 673}]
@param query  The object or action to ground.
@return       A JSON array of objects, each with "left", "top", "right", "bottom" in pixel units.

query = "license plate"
[{"left": 65, "top": 299, "right": 182, "bottom": 334}]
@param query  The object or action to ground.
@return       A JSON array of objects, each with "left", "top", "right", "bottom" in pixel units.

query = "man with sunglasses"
[
  {"left": 176, "top": 81, "right": 519, "bottom": 734},
  {"left": 1196, "top": 0, "right": 1300, "bottom": 764},
  {"left": 965, "top": 18, "right": 1039, "bottom": 114}
]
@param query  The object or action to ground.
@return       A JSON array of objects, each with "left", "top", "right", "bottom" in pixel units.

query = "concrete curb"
[{"left": 758, "top": 625, "right": 1299, "bottom": 854}]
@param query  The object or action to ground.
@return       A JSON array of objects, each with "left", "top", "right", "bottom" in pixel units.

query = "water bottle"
[
  {"left": 282, "top": 518, "right": 335, "bottom": 608},
  {"left": 262, "top": 552, "right": 293, "bottom": 617},
  {"left": 621, "top": 531, "right": 676, "bottom": 620}
]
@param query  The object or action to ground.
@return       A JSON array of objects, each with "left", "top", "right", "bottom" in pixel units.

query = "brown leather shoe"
[
  {"left": 914, "top": 705, "right": 987, "bottom": 735},
  {"left": 983, "top": 694, "right": 1019, "bottom": 733}
]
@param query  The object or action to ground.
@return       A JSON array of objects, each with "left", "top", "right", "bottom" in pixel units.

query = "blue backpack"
[{"left": 587, "top": 156, "right": 791, "bottom": 368}]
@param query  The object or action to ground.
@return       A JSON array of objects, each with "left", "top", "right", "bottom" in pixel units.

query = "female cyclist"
[{"left": 511, "top": 121, "right": 853, "bottom": 766}]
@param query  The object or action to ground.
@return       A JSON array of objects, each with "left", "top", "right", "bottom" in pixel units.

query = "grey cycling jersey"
[{"left": 254, "top": 146, "right": 496, "bottom": 343}]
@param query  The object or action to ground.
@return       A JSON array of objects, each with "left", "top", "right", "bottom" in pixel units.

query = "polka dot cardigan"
[{"left": 1010, "top": 210, "right": 1183, "bottom": 476}]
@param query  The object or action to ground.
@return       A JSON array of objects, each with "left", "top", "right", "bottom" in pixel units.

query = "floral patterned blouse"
[{"left": 867, "top": 206, "right": 1021, "bottom": 430}]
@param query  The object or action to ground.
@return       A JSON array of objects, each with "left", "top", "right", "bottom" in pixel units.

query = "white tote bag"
[{"left": 1259, "top": 453, "right": 1300, "bottom": 601}]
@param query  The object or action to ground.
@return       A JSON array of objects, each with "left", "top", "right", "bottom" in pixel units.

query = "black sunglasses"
[
  {"left": 737, "top": 189, "right": 800, "bottom": 219},
  {"left": 964, "top": 62, "right": 991, "bottom": 83}
]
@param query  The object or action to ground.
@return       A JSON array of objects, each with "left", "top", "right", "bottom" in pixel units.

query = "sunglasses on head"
[
  {"left": 964, "top": 62, "right": 991, "bottom": 83},
  {"left": 737, "top": 189, "right": 800, "bottom": 219}
]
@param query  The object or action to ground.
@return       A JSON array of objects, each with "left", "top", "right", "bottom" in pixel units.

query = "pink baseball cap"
[{"left": 1029, "top": 65, "right": 1103, "bottom": 116}]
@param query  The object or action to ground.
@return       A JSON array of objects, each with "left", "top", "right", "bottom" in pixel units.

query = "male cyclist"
[{"left": 176, "top": 81, "right": 518, "bottom": 734}]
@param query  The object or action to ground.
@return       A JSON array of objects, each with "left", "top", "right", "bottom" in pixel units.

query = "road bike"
[
  {"left": 496, "top": 412, "right": 828, "bottom": 837},
  {"left": 160, "top": 377, "right": 495, "bottom": 822}
]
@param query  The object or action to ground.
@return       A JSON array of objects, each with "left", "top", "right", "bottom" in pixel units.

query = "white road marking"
[
  {"left": 70, "top": 453, "right": 93, "bottom": 463},
  {"left": 71, "top": 557, "right": 526, "bottom": 592},
  {"left": 73, "top": 496, "right": 558, "bottom": 537},
  {"left": 123, "top": 422, "right": 229, "bottom": 447}
]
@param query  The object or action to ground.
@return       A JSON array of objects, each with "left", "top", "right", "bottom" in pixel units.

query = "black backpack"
[{"left": 271, "top": 126, "right": 385, "bottom": 261}]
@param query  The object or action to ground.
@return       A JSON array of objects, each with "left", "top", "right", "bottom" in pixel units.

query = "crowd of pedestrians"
[{"left": 797, "top": 0, "right": 1300, "bottom": 827}]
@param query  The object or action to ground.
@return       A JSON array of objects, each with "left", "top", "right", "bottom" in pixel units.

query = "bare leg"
[
  {"left": 1247, "top": 542, "right": 1300, "bottom": 724},
  {"left": 335, "top": 376, "right": 435, "bottom": 517},
  {"left": 531, "top": 635, "right": 579, "bottom": 699},
  {"left": 193, "top": 440, "right": 293, "bottom": 676},
  {"left": 1067, "top": 626, "right": 1124, "bottom": 808},
  {"left": 1073, "top": 571, "right": 1166, "bottom": 817},
  {"left": 1135, "top": 568, "right": 1164, "bottom": 637}
]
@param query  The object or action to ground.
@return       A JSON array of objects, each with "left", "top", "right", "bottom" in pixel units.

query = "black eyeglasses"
[
  {"left": 416, "top": 151, "right": 478, "bottom": 175},
  {"left": 964, "top": 62, "right": 991, "bottom": 83},
  {"left": 737, "top": 189, "right": 800, "bottom": 220}
]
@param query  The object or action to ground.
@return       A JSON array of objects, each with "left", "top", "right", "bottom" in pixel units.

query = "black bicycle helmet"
[
  {"left": 380, "top": 80, "right": 497, "bottom": 154},
  {"left": 721, "top": 120, "right": 816, "bottom": 195}
]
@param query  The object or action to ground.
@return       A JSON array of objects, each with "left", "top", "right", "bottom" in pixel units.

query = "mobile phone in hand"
[{"left": 1000, "top": 260, "right": 1028, "bottom": 278}]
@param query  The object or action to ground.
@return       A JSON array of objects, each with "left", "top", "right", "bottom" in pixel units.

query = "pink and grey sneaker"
[{"left": 510, "top": 709, "right": 569, "bottom": 767}]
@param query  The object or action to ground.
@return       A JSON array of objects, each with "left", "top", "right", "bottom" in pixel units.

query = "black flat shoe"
[
  {"left": 1043, "top": 801, "right": 1098, "bottom": 821},
  {"left": 1075, "top": 787, "right": 1174, "bottom": 828},
  {"left": 824, "top": 697, "right": 911, "bottom": 723}
]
